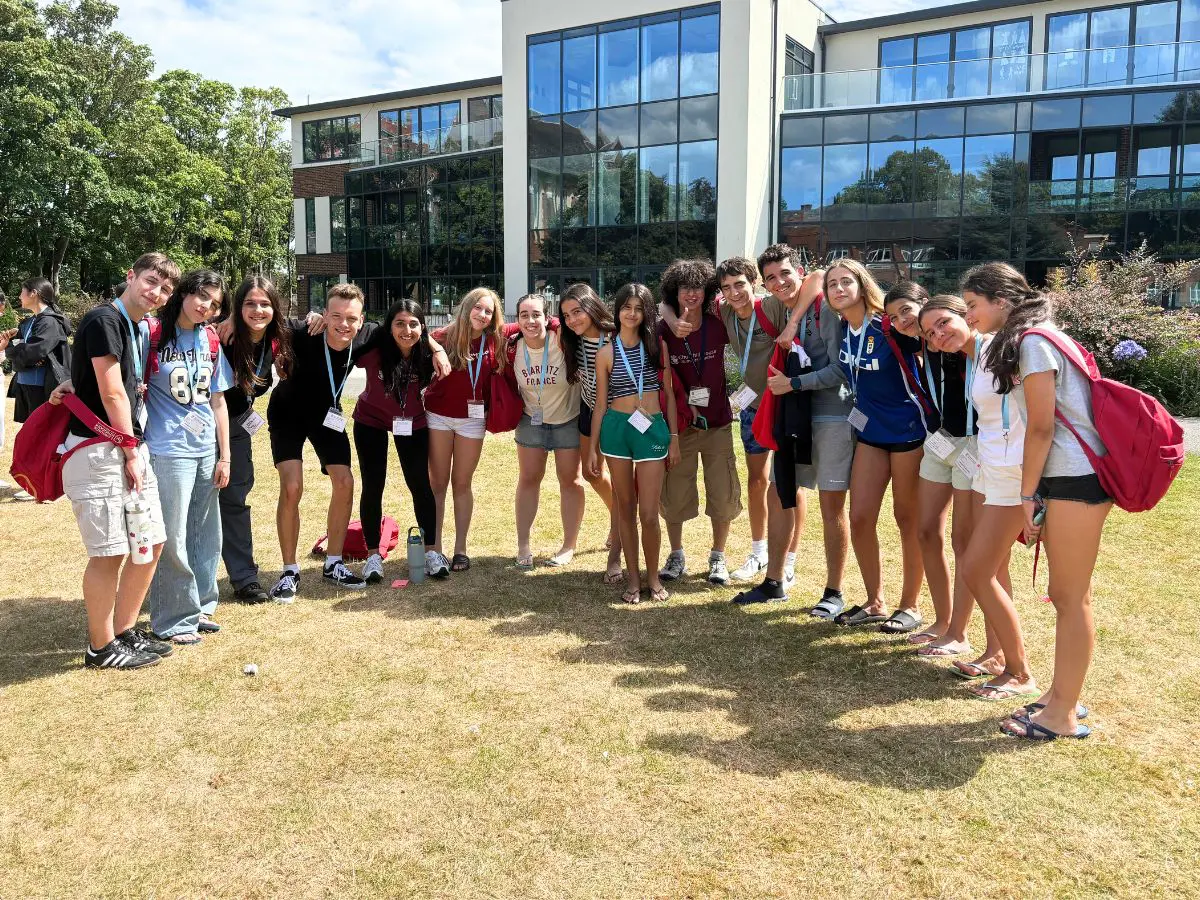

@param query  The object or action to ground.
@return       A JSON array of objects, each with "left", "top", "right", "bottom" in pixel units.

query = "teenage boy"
[
  {"left": 733, "top": 244, "right": 853, "bottom": 610},
  {"left": 265, "top": 283, "right": 377, "bottom": 600},
  {"left": 54, "top": 252, "right": 180, "bottom": 668},
  {"left": 654, "top": 258, "right": 742, "bottom": 585}
]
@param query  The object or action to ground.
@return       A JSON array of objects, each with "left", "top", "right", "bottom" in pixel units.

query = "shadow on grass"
[
  {"left": 330, "top": 558, "right": 1020, "bottom": 791},
  {"left": 0, "top": 596, "right": 88, "bottom": 686}
]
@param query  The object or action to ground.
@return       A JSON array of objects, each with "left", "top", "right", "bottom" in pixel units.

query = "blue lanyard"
[
  {"left": 324, "top": 337, "right": 352, "bottom": 407},
  {"left": 180, "top": 328, "right": 201, "bottom": 398},
  {"left": 114, "top": 300, "right": 144, "bottom": 380},
  {"left": 522, "top": 337, "right": 549, "bottom": 409},
  {"left": 923, "top": 345, "right": 944, "bottom": 416},
  {"left": 735, "top": 308, "right": 756, "bottom": 378},
  {"left": 964, "top": 336, "right": 980, "bottom": 435},
  {"left": 843, "top": 320, "right": 869, "bottom": 395},
  {"left": 254, "top": 341, "right": 268, "bottom": 379},
  {"left": 615, "top": 339, "right": 644, "bottom": 402},
  {"left": 467, "top": 338, "right": 485, "bottom": 400},
  {"left": 582, "top": 334, "right": 605, "bottom": 384}
]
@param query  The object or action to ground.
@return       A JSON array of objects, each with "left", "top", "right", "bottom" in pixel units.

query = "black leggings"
[{"left": 352, "top": 421, "right": 437, "bottom": 549}]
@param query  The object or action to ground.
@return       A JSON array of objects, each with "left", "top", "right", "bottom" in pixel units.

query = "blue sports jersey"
[
  {"left": 145, "top": 325, "right": 234, "bottom": 457},
  {"left": 839, "top": 316, "right": 928, "bottom": 445}
]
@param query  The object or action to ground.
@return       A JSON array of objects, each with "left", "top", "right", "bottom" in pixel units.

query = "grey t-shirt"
[
  {"left": 1014, "top": 330, "right": 1106, "bottom": 477},
  {"left": 719, "top": 298, "right": 788, "bottom": 398},
  {"left": 791, "top": 296, "right": 853, "bottom": 421}
]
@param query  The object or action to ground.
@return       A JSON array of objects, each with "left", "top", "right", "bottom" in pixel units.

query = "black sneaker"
[
  {"left": 271, "top": 571, "right": 299, "bottom": 604},
  {"left": 233, "top": 581, "right": 270, "bottom": 603},
  {"left": 323, "top": 560, "right": 367, "bottom": 589},
  {"left": 84, "top": 638, "right": 161, "bottom": 670},
  {"left": 116, "top": 626, "right": 174, "bottom": 658}
]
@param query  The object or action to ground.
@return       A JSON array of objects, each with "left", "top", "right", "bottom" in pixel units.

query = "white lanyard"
[
  {"left": 615, "top": 339, "right": 644, "bottom": 403},
  {"left": 735, "top": 309, "right": 756, "bottom": 378},
  {"left": 964, "top": 336, "right": 980, "bottom": 435}
]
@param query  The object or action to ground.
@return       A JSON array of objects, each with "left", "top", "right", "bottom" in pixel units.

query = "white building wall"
[{"left": 293, "top": 198, "right": 307, "bottom": 255}]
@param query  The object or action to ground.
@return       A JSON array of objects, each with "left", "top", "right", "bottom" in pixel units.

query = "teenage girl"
[
  {"left": 559, "top": 283, "right": 623, "bottom": 584},
  {"left": 219, "top": 276, "right": 293, "bottom": 603},
  {"left": 352, "top": 299, "right": 444, "bottom": 583},
  {"left": 5, "top": 277, "right": 73, "bottom": 425},
  {"left": 956, "top": 266, "right": 1038, "bottom": 703},
  {"left": 588, "top": 283, "right": 680, "bottom": 604},
  {"left": 914, "top": 296, "right": 1010, "bottom": 668},
  {"left": 510, "top": 293, "right": 585, "bottom": 568},
  {"left": 826, "top": 261, "right": 926, "bottom": 631},
  {"left": 975, "top": 263, "right": 1106, "bottom": 740},
  {"left": 423, "top": 287, "right": 508, "bottom": 572}
]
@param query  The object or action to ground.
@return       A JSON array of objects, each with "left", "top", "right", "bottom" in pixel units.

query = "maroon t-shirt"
[
  {"left": 422, "top": 330, "right": 495, "bottom": 418},
  {"left": 352, "top": 348, "right": 427, "bottom": 431},
  {"left": 658, "top": 312, "right": 732, "bottom": 429}
]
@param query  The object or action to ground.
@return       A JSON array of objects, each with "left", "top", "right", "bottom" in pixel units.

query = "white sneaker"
[
  {"left": 707, "top": 554, "right": 730, "bottom": 586},
  {"left": 784, "top": 567, "right": 796, "bottom": 592},
  {"left": 0, "top": 479, "right": 10, "bottom": 490},
  {"left": 13, "top": 489, "right": 34, "bottom": 502},
  {"left": 362, "top": 554, "right": 384, "bottom": 584},
  {"left": 731, "top": 553, "right": 767, "bottom": 581},
  {"left": 426, "top": 550, "right": 450, "bottom": 578}
]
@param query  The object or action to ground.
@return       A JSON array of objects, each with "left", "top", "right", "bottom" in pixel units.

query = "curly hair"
[
  {"left": 962, "top": 262, "right": 1054, "bottom": 393},
  {"left": 660, "top": 258, "right": 718, "bottom": 315}
]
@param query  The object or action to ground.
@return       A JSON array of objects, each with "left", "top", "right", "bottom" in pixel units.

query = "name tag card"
[
  {"left": 628, "top": 409, "right": 652, "bottom": 433},
  {"left": 467, "top": 402, "right": 486, "bottom": 420},
  {"left": 239, "top": 410, "right": 265, "bottom": 436},
  {"left": 730, "top": 384, "right": 757, "bottom": 411},
  {"left": 531, "top": 410, "right": 544, "bottom": 426},
  {"left": 955, "top": 447, "right": 980, "bottom": 481},
  {"left": 688, "top": 387, "right": 711, "bottom": 407},
  {"left": 393, "top": 417, "right": 413, "bottom": 436},
  {"left": 323, "top": 408, "right": 347, "bottom": 433},
  {"left": 924, "top": 429, "right": 957, "bottom": 461},
  {"left": 181, "top": 411, "right": 206, "bottom": 436},
  {"left": 847, "top": 407, "right": 869, "bottom": 433}
]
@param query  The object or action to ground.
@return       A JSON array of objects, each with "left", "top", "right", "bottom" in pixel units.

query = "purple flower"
[{"left": 1113, "top": 339, "right": 1148, "bottom": 362}]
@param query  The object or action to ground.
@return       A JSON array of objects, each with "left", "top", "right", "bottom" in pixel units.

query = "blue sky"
[{"left": 115, "top": 0, "right": 927, "bottom": 106}]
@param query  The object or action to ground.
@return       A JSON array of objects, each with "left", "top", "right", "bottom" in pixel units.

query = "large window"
[
  {"left": 304, "top": 198, "right": 317, "bottom": 254},
  {"left": 330, "top": 197, "right": 347, "bottom": 253},
  {"left": 302, "top": 116, "right": 361, "bottom": 164},
  {"left": 527, "top": 4, "right": 719, "bottom": 287},
  {"left": 879, "top": 21, "right": 1030, "bottom": 103},
  {"left": 379, "top": 101, "right": 463, "bottom": 159},
  {"left": 786, "top": 37, "right": 814, "bottom": 77},
  {"left": 1047, "top": 1, "right": 1192, "bottom": 90}
]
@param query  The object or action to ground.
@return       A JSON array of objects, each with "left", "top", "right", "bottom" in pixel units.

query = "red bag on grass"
[
  {"left": 311, "top": 516, "right": 399, "bottom": 561},
  {"left": 10, "top": 393, "right": 138, "bottom": 502}
]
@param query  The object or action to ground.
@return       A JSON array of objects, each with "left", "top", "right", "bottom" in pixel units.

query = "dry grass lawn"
[{"left": 1, "top": 392, "right": 1198, "bottom": 899}]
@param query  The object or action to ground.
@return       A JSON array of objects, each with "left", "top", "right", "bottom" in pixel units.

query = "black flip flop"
[
  {"left": 731, "top": 586, "right": 784, "bottom": 605},
  {"left": 451, "top": 554, "right": 470, "bottom": 572},
  {"left": 834, "top": 605, "right": 889, "bottom": 627},
  {"left": 879, "top": 609, "right": 923, "bottom": 634},
  {"left": 809, "top": 595, "right": 845, "bottom": 620},
  {"left": 1000, "top": 713, "right": 1091, "bottom": 741}
]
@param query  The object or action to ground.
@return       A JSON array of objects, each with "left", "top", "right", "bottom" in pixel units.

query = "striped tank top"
[
  {"left": 577, "top": 335, "right": 604, "bottom": 409},
  {"left": 609, "top": 339, "right": 660, "bottom": 401}
]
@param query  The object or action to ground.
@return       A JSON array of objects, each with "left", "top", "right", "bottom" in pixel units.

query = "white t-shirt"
[{"left": 970, "top": 335, "right": 1026, "bottom": 467}]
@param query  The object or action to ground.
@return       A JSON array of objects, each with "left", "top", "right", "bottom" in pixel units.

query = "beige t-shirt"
[{"left": 515, "top": 334, "right": 581, "bottom": 425}]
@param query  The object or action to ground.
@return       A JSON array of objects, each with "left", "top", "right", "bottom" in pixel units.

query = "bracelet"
[{"left": 1020, "top": 494, "right": 1038, "bottom": 502}]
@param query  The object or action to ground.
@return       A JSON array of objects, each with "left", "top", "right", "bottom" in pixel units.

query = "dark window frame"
[{"left": 301, "top": 115, "right": 362, "bottom": 164}]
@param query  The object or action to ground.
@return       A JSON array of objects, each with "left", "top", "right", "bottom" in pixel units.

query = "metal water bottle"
[
  {"left": 407, "top": 526, "right": 426, "bottom": 584},
  {"left": 125, "top": 491, "right": 155, "bottom": 565}
]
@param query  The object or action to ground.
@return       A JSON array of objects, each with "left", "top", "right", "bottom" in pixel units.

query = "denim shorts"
[
  {"left": 738, "top": 405, "right": 768, "bottom": 455},
  {"left": 515, "top": 413, "right": 581, "bottom": 451}
]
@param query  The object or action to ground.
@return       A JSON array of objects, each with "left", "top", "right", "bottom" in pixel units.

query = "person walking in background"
[
  {"left": 218, "top": 275, "right": 293, "bottom": 603},
  {"left": 0, "top": 289, "right": 9, "bottom": 491},
  {"left": 144, "top": 270, "right": 233, "bottom": 644}
]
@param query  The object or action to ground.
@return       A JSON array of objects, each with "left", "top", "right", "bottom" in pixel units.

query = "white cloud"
[
  {"left": 114, "top": 0, "right": 502, "bottom": 106},
  {"left": 822, "top": 0, "right": 933, "bottom": 25}
]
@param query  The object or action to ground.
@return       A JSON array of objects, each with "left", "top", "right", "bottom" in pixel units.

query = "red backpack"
[
  {"left": 146, "top": 318, "right": 221, "bottom": 374},
  {"left": 311, "top": 517, "right": 400, "bottom": 561},
  {"left": 1022, "top": 327, "right": 1185, "bottom": 512},
  {"left": 9, "top": 393, "right": 138, "bottom": 502}
]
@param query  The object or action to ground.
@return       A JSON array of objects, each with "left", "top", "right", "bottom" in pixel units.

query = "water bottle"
[
  {"left": 125, "top": 491, "right": 155, "bottom": 565},
  {"left": 407, "top": 526, "right": 426, "bottom": 584}
]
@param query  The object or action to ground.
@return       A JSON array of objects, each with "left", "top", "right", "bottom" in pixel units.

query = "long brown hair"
[
  {"left": 613, "top": 283, "right": 662, "bottom": 370},
  {"left": 228, "top": 276, "right": 293, "bottom": 392},
  {"left": 824, "top": 259, "right": 886, "bottom": 318},
  {"left": 962, "top": 262, "right": 1053, "bottom": 393},
  {"left": 444, "top": 287, "right": 506, "bottom": 372},
  {"left": 558, "top": 282, "right": 615, "bottom": 384}
]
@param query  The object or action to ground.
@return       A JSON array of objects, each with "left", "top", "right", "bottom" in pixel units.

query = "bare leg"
[
  {"left": 554, "top": 448, "right": 586, "bottom": 554},
  {"left": 83, "top": 555, "right": 125, "bottom": 649},
  {"left": 667, "top": 521, "right": 684, "bottom": 555},
  {"left": 608, "top": 456, "right": 641, "bottom": 594},
  {"left": 764, "top": 485, "right": 797, "bottom": 582},
  {"left": 427, "top": 429, "right": 454, "bottom": 556},
  {"left": 636, "top": 460, "right": 668, "bottom": 593},
  {"left": 324, "top": 465, "right": 355, "bottom": 557},
  {"left": 579, "top": 429, "right": 618, "bottom": 559},
  {"left": 449, "top": 433, "right": 484, "bottom": 557},
  {"left": 916, "top": 477, "right": 954, "bottom": 633},
  {"left": 890, "top": 447, "right": 925, "bottom": 613},
  {"left": 788, "top": 488, "right": 805, "bottom": 552},
  {"left": 745, "top": 451, "right": 770, "bottom": 543},
  {"left": 819, "top": 489, "right": 848, "bottom": 592},
  {"left": 515, "top": 445, "right": 547, "bottom": 559},
  {"left": 275, "top": 460, "right": 304, "bottom": 566},
  {"left": 113, "top": 544, "right": 164, "bottom": 635},
  {"left": 848, "top": 444, "right": 892, "bottom": 615}
]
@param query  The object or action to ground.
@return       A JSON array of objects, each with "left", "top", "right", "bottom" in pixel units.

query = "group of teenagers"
[{"left": 21, "top": 244, "right": 1114, "bottom": 741}]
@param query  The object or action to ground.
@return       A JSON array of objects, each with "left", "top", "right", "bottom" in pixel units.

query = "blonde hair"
[
  {"left": 326, "top": 282, "right": 364, "bottom": 307},
  {"left": 446, "top": 287, "right": 506, "bottom": 372},
  {"left": 825, "top": 259, "right": 885, "bottom": 318}
]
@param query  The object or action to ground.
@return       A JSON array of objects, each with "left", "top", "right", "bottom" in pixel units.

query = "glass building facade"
[
  {"left": 343, "top": 149, "right": 503, "bottom": 316},
  {"left": 779, "top": 86, "right": 1200, "bottom": 290},
  {"left": 527, "top": 3, "right": 720, "bottom": 299}
]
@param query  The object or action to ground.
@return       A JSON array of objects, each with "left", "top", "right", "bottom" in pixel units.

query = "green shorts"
[{"left": 598, "top": 409, "right": 670, "bottom": 462}]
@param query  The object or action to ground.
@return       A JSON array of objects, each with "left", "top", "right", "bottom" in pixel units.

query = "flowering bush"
[{"left": 1045, "top": 244, "right": 1200, "bottom": 416}]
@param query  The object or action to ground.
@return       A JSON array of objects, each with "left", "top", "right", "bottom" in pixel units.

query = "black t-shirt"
[
  {"left": 925, "top": 349, "right": 977, "bottom": 438},
  {"left": 267, "top": 320, "right": 376, "bottom": 422},
  {"left": 69, "top": 304, "right": 146, "bottom": 440},
  {"left": 224, "top": 339, "right": 275, "bottom": 421}
]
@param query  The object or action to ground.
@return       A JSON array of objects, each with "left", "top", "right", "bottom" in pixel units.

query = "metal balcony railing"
[
  {"left": 784, "top": 40, "right": 1200, "bottom": 111},
  {"left": 351, "top": 117, "right": 503, "bottom": 168}
]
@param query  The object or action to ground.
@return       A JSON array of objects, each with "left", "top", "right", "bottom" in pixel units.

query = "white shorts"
[
  {"left": 61, "top": 439, "right": 167, "bottom": 557},
  {"left": 972, "top": 460, "right": 1023, "bottom": 507},
  {"left": 426, "top": 411, "right": 486, "bottom": 440},
  {"left": 920, "top": 434, "right": 976, "bottom": 491}
]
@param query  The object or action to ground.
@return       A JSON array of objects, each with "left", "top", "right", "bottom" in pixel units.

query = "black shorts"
[
  {"left": 1038, "top": 473, "right": 1111, "bottom": 504},
  {"left": 13, "top": 382, "right": 48, "bottom": 423},
  {"left": 268, "top": 412, "right": 352, "bottom": 474},
  {"left": 857, "top": 436, "right": 924, "bottom": 453},
  {"left": 578, "top": 401, "right": 594, "bottom": 437}
]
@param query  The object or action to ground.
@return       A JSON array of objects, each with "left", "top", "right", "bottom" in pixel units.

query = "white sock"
[
  {"left": 283, "top": 563, "right": 299, "bottom": 575},
  {"left": 709, "top": 549, "right": 724, "bottom": 560},
  {"left": 751, "top": 539, "right": 768, "bottom": 560},
  {"left": 325, "top": 555, "right": 342, "bottom": 568},
  {"left": 784, "top": 551, "right": 797, "bottom": 571}
]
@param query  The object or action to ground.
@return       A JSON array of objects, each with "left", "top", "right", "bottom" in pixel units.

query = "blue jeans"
[
  {"left": 148, "top": 451, "right": 222, "bottom": 637},
  {"left": 739, "top": 405, "right": 768, "bottom": 455}
]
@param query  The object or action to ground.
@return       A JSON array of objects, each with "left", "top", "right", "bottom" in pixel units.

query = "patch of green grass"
[{"left": 1, "top": 398, "right": 1198, "bottom": 898}]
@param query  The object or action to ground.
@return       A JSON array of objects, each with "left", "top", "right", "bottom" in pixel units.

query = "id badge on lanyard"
[{"left": 239, "top": 409, "right": 265, "bottom": 435}]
